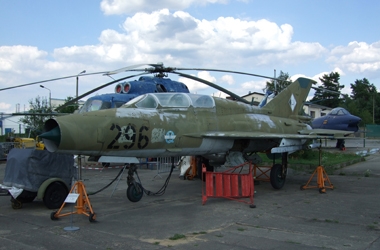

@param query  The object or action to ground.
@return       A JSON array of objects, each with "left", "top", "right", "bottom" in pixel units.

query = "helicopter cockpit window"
[
  {"left": 135, "top": 95, "right": 158, "bottom": 109},
  {"left": 78, "top": 100, "right": 111, "bottom": 113},
  {"left": 190, "top": 95, "right": 215, "bottom": 108},
  {"left": 168, "top": 94, "right": 190, "bottom": 107}
]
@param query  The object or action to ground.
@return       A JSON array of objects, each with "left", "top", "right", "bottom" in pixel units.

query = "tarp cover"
[{"left": 3, "top": 148, "right": 74, "bottom": 192}]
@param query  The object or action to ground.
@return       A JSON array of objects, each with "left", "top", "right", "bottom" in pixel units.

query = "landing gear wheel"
[
  {"left": 126, "top": 183, "right": 143, "bottom": 202},
  {"left": 300, "top": 185, "right": 306, "bottom": 190},
  {"left": 50, "top": 211, "right": 59, "bottom": 221},
  {"left": 89, "top": 213, "right": 96, "bottom": 222},
  {"left": 270, "top": 164, "right": 286, "bottom": 189},
  {"left": 43, "top": 182, "right": 68, "bottom": 209},
  {"left": 319, "top": 188, "right": 326, "bottom": 194}
]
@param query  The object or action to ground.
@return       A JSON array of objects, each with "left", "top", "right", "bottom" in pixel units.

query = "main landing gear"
[
  {"left": 126, "top": 164, "right": 144, "bottom": 202},
  {"left": 269, "top": 152, "right": 288, "bottom": 190}
]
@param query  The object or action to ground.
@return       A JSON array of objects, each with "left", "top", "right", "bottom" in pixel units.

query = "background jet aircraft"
[
  {"left": 311, "top": 107, "right": 361, "bottom": 150},
  {"left": 40, "top": 69, "right": 349, "bottom": 190},
  {"left": 311, "top": 107, "right": 361, "bottom": 132}
]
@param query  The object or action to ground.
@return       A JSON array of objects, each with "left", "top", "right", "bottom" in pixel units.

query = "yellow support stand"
[
  {"left": 50, "top": 155, "right": 96, "bottom": 222},
  {"left": 300, "top": 165, "right": 334, "bottom": 193},
  {"left": 50, "top": 180, "right": 96, "bottom": 222},
  {"left": 301, "top": 141, "right": 334, "bottom": 193}
]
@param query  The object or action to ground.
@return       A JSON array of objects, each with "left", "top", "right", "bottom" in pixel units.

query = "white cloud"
[
  {"left": 0, "top": 102, "right": 11, "bottom": 110},
  {"left": 0, "top": 46, "right": 48, "bottom": 75},
  {"left": 221, "top": 74, "right": 234, "bottom": 85},
  {"left": 328, "top": 41, "right": 380, "bottom": 77},
  {"left": 100, "top": 0, "right": 228, "bottom": 15},
  {"left": 240, "top": 80, "right": 266, "bottom": 94}
]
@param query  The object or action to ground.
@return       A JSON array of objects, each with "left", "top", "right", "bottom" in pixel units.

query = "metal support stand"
[
  {"left": 300, "top": 142, "right": 334, "bottom": 193},
  {"left": 50, "top": 155, "right": 96, "bottom": 222}
]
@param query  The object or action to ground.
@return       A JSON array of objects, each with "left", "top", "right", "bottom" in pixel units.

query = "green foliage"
[
  {"left": 258, "top": 150, "right": 362, "bottom": 167},
  {"left": 265, "top": 71, "right": 292, "bottom": 93},
  {"left": 56, "top": 96, "right": 79, "bottom": 114},
  {"left": 19, "top": 96, "right": 78, "bottom": 138},
  {"left": 349, "top": 78, "right": 379, "bottom": 124},
  {"left": 19, "top": 96, "right": 53, "bottom": 138},
  {"left": 169, "top": 234, "right": 186, "bottom": 240},
  {"left": 308, "top": 73, "right": 380, "bottom": 125},
  {"left": 310, "top": 72, "right": 343, "bottom": 108}
]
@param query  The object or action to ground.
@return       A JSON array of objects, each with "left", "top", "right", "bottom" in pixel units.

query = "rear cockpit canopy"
[{"left": 124, "top": 93, "right": 215, "bottom": 109}]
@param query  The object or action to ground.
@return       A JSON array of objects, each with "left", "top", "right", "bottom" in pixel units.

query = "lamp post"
[
  {"left": 76, "top": 70, "right": 86, "bottom": 99},
  {"left": 40, "top": 85, "right": 51, "bottom": 109}
]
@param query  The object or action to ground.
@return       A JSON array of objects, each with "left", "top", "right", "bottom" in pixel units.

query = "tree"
[
  {"left": 309, "top": 72, "right": 344, "bottom": 108},
  {"left": 340, "top": 94, "right": 371, "bottom": 125},
  {"left": 265, "top": 71, "right": 292, "bottom": 93},
  {"left": 19, "top": 96, "right": 53, "bottom": 138},
  {"left": 350, "top": 78, "right": 379, "bottom": 124},
  {"left": 56, "top": 96, "right": 79, "bottom": 114}
]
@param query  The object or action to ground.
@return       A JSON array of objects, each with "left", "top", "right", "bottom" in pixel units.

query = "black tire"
[
  {"left": 50, "top": 211, "right": 59, "bottom": 220},
  {"left": 43, "top": 182, "right": 68, "bottom": 209},
  {"left": 126, "top": 183, "right": 143, "bottom": 202},
  {"left": 89, "top": 213, "right": 96, "bottom": 222},
  {"left": 270, "top": 164, "right": 286, "bottom": 189}
]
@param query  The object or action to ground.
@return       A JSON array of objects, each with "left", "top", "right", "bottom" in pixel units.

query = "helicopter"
[
  {"left": 39, "top": 63, "right": 353, "bottom": 193},
  {"left": 77, "top": 75, "right": 190, "bottom": 113}
]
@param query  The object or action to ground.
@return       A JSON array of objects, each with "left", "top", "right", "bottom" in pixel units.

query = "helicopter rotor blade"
[
  {"left": 171, "top": 71, "right": 250, "bottom": 104},
  {"left": 55, "top": 72, "right": 148, "bottom": 111},
  {"left": 174, "top": 67, "right": 282, "bottom": 81},
  {"left": 104, "top": 63, "right": 165, "bottom": 76},
  {"left": 105, "top": 64, "right": 280, "bottom": 82},
  {"left": 0, "top": 71, "right": 109, "bottom": 92}
]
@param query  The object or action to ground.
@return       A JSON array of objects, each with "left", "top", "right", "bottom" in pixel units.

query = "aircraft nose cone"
[
  {"left": 39, "top": 119, "right": 61, "bottom": 152},
  {"left": 39, "top": 126, "right": 61, "bottom": 145}
]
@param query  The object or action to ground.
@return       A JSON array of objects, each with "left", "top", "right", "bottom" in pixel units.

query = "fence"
[
  {"left": 152, "top": 156, "right": 181, "bottom": 178},
  {"left": 365, "top": 125, "right": 380, "bottom": 138}
]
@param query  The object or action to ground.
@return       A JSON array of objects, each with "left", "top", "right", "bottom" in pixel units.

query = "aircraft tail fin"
[{"left": 262, "top": 77, "right": 315, "bottom": 118}]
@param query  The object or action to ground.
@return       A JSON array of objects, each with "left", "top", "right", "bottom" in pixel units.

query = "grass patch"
[
  {"left": 364, "top": 169, "right": 371, "bottom": 177},
  {"left": 367, "top": 224, "right": 377, "bottom": 230},
  {"left": 286, "top": 240, "right": 301, "bottom": 244},
  {"left": 192, "top": 231, "right": 207, "bottom": 235},
  {"left": 257, "top": 150, "right": 363, "bottom": 170},
  {"left": 169, "top": 234, "right": 186, "bottom": 240}
]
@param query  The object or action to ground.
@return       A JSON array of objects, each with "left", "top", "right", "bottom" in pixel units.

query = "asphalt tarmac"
[{"left": 1, "top": 139, "right": 380, "bottom": 249}]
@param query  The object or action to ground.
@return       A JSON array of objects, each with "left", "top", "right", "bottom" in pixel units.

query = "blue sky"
[{"left": 1, "top": 0, "right": 380, "bottom": 130}]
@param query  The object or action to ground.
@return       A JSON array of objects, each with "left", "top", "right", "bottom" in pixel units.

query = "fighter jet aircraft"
[
  {"left": 39, "top": 71, "right": 350, "bottom": 191},
  {"left": 311, "top": 107, "right": 361, "bottom": 132},
  {"left": 311, "top": 107, "right": 361, "bottom": 150}
]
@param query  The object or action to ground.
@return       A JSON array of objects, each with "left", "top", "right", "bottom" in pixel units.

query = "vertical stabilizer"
[{"left": 262, "top": 77, "right": 315, "bottom": 118}]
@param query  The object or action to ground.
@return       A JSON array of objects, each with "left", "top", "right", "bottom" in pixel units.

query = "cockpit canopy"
[
  {"left": 124, "top": 93, "right": 215, "bottom": 109},
  {"left": 328, "top": 107, "right": 351, "bottom": 116}
]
